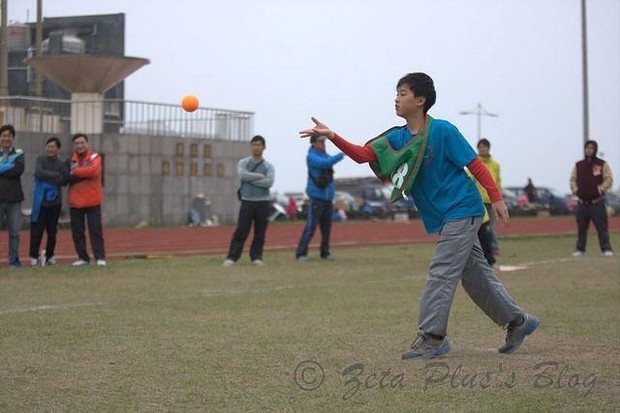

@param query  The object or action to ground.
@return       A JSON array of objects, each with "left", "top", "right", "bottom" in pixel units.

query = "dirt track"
[{"left": 4, "top": 215, "right": 618, "bottom": 265}]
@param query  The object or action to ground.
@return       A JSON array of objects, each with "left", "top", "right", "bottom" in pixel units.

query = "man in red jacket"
[{"left": 68, "top": 133, "right": 106, "bottom": 266}]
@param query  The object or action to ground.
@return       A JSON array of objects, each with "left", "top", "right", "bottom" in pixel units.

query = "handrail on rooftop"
[{"left": 0, "top": 96, "right": 255, "bottom": 140}]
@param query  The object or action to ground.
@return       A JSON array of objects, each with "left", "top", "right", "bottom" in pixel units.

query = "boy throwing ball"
[{"left": 299, "top": 73, "right": 539, "bottom": 360}]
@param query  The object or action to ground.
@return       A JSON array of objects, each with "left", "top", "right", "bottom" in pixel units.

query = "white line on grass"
[{"left": 0, "top": 301, "right": 107, "bottom": 315}]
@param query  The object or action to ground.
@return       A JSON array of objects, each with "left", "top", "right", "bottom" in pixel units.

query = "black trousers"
[
  {"left": 29, "top": 204, "right": 62, "bottom": 259},
  {"left": 575, "top": 201, "right": 612, "bottom": 252},
  {"left": 70, "top": 205, "right": 106, "bottom": 262},
  {"left": 226, "top": 200, "right": 271, "bottom": 261},
  {"left": 478, "top": 221, "right": 496, "bottom": 266}
]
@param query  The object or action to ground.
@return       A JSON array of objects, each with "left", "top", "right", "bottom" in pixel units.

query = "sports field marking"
[
  {"left": 497, "top": 265, "right": 529, "bottom": 272},
  {"left": 0, "top": 301, "right": 107, "bottom": 315}
]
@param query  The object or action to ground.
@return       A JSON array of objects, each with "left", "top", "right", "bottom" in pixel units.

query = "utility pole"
[
  {"left": 0, "top": 0, "right": 8, "bottom": 97},
  {"left": 580, "top": 0, "right": 589, "bottom": 144},
  {"left": 459, "top": 103, "right": 498, "bottom": 141},
  {"left": 35, "top": 0, "right": 43, "bottom": 96}
]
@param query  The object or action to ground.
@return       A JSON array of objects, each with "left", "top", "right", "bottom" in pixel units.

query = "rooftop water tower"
[{"left": 24, "top": 35, "right": 149, "bottom": 134}]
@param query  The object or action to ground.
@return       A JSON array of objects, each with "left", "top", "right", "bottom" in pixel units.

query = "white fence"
[{"left": 0, "top": 96, "right": 255, "bottom": 140}]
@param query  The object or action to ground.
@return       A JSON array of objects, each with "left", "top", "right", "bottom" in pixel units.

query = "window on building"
[{"left": 216, "top": 163, "right": 225, "bottom": 177}]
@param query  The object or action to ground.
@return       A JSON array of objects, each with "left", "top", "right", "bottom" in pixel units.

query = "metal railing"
[{"left": 0, "top": 96, "right": 255, "bottom": 140}]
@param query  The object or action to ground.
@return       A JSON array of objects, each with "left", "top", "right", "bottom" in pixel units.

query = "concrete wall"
[{"left": 16, "top": 132, "right": 248, "bottom": 227}]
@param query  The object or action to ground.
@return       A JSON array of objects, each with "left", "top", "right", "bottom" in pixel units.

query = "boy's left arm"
[{"left": 468, "top": 157, "right": 509, "bottom": 225}]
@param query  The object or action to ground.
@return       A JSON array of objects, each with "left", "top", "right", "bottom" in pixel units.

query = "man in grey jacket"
[{"left": 223, "top": 135, "right": 275, "bottom": 267}]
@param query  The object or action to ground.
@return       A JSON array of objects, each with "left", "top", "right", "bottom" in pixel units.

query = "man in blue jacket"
[{"left": 295, "top": 135, "right": 344, "bottom": 261}]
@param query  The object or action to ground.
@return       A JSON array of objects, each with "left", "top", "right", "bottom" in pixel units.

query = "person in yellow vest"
[{"left": 475, "top": 138, "right": 501, "bottom": 256}]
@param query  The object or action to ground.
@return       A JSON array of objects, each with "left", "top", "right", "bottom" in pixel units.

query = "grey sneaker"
[
  {"left": 252, "top": 259, "right": 265, "bottom": 266},
  {"left": 296, "top": 256, "right": 308, "bottom": 262},
  {"left": 499, "top": 314, "right": 540, "bottom": 354},
  {"left": 222, "top": 258, "right": 236, "bottom": 267},
  {"left": 402, "top": 332, "right": 451, "bottom": 360},
  {"left": 46, "top": 256, "right": 56, "bottom": 266},
  {"left": 572, "top": 251, "right": 584, "bottom": 257},
  {"left": 321, "top": 255, "right": 334, "bottom": 261},
  {"left": 72, "top": 259, "right": 89, "bottom": 267},
  {"left": 603, "top": 250, "right": 614, "bottom": 257}
]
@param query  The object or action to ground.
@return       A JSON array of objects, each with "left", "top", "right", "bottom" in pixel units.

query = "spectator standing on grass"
[
  {"left": 0, "top": 124, "right": 25, "bottom": 268},
  {"left": 222, "top": 135, "right": 275, "bottom": 267},
  {"left": 29, "top": 137, "right": 69, "bottom": 266},
  {"left": 67, "top": 133, "right": 106, "bottom": 267},
  {"left": 570, "top": 140, "right": 614, "bottom": 257},
  {"left": 475, "top": 138, "right": 501, "bottom": 255},
  {"left": 524, "top": 178, "right": 537, "bottom": 207},
  {"left": 295, "top": 135, "right": 344, "bottom": 262},
  {"left": 299, "top": 72, "right": 539, "bottom": 360}
]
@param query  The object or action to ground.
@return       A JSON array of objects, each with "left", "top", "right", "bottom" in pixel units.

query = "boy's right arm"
[
  {"left": 330, "top": 134, "right": 376, "bottom": 163},
  {"left": 299, "top": 117, "right": 377, "bottom": 164}
]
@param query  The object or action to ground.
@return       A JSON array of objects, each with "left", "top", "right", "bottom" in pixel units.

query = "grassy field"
[{"left": 1, "top": 233, "right": 618, "bottom": 412}]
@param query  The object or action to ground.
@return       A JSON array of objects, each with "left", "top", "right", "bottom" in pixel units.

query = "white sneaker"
[
  {"left": 222, "top": 258, "right": 236, "bottom": 267},
  {"left": 572, "top": 251, "right": 584, "bottom": 258},
  {"left": 252, "top": 259, "right": 265, "bottom": 266},
  {"left": 46, "top": 256, "right": 56, "bottom": 266},
  {"left": 603, "top": 250, "right": 614, "bottom": 257},
  {"left": 30, "top": 258, "right": 39, "bottom": 267},
  {"left": 72, "top": 259, "right": 89, "bottom": 266},
  {"left": 96, "top": 259, "right": 107, "bottom": 266}
]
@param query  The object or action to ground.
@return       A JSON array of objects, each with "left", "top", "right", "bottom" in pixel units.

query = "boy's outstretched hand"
[
  {"left": 299, "top": 117, "right": 334, "bottom": 140},
  {"left": 492, "top": 200, "right": 510, "bottom": 226}
]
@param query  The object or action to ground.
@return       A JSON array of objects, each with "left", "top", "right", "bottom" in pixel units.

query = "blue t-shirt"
[{"left": 385, "top": 119, "right": 484, "bottom": 233}]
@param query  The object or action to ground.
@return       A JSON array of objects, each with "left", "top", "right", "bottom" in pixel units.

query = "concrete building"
[{"left": 2, "top": 13, "right": 253, "bottom": 226}]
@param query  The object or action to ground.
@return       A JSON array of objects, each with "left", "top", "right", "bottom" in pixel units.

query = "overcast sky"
[{"left": 10, "top": 0, "right": 620, "bottom": 195}]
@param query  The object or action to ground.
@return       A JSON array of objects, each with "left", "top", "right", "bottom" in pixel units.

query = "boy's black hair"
[
  {"left": 0, "top": 124, "right": 16, "bottom": 137},
  {"left": 397, "top": 72, "right": 436, "bottom": 113},
  {"left": 46, "top": 136, "right": 61, "bottom": 148},
  {"left": 72, "top": 133, "right": 88, "bottom": 142},
  {"left": 250, "top": 135, "right": 266, "bottom": 147},
  {"left": 477, "top": 138, "right": 491, "bottom": 148}
]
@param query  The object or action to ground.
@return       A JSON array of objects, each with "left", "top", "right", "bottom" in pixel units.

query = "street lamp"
[{"left": 459, "top": 103, "right": 498, "bottom": 141}]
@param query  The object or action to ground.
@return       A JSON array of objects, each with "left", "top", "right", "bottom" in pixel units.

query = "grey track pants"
[{"left": 418, "top": 217, "right": 523, "bottom": 336}]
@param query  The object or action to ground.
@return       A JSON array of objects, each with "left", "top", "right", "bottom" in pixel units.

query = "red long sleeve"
[
  {"left": 468, "top": 157, "right": 503, "bottom": 202},
  {"left": 330, "top": 133, "right": 377, "bottom": 163}
]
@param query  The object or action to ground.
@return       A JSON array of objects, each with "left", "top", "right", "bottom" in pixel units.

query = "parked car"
[
  {"left": 502, "top": 188, "right": 537, "bottom": 216},
  {"left": 269, "top": 191, "right": 290, "bottom": 221},
  {"left": 334, "top": 190, "right": 361, "bottom": 219},
  {"left": 359, "top": 184, "right": 391, "bottom": 219},
  {"left": 503, "top": 186, "right": 572, "bottom": 215},
  {"left": 605, "top": 192, "right": 620, "bottom": 215},
  {"left": 543, "top": 188, "right": 573, "bottom": 216}
]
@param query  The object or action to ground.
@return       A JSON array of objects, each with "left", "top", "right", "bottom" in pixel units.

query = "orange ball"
[{"left": 181, "top": 95, "right": 199, "bottom": 112}]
